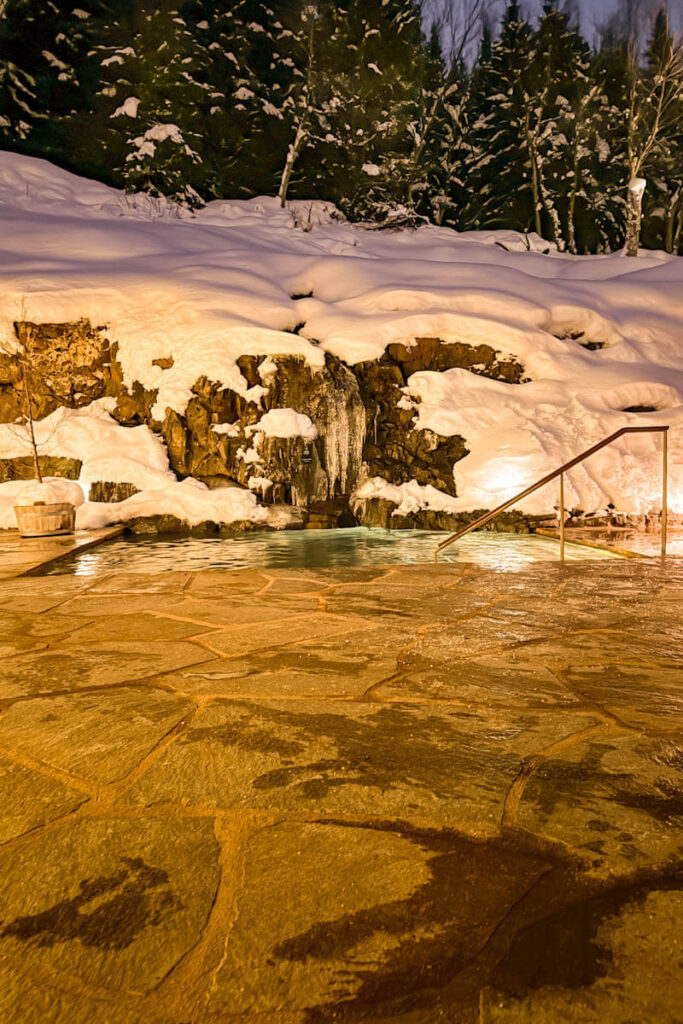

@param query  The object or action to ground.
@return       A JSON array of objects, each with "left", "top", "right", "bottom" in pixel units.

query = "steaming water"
[{"left": 40, "top": 527, "right": 619, "bottom": 576}]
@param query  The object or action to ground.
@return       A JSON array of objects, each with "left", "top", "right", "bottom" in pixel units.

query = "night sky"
[{"left": 493, "top": 0, "right": 683, "bottom": 40}]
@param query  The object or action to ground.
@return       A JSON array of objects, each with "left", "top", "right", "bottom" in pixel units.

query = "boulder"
[
  {"left": 0, "top": 456, "right": 82, "bottom": 483},
  {"left": 88, "top": 481, "right": 140, "bottom": 503}
]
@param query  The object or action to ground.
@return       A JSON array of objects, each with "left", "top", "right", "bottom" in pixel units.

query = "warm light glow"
[{"left": 486, "top": 459, "right": 537, "bottom": 499}]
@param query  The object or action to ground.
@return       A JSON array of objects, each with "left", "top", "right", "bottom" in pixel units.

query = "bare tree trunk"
[
  {"left": 17, "top": 324, "right": 42, "bottom": 483},
  {"left": 434, "top": 199, "right": 447, "bottom": 226},
  {"left": 277, "top": 9, "right": 317, "bottom": 209},
  {"left": 566, "top": 138, "right": 582, "bottom": 254},
  {"left": 664, "top": 187, "right": 681, "bottom": 253},
  {"left": 278, "top": 123, "right": 306, "bottom": 208},
  {"left": 673, "top": 205, "right": 683, "bottom": 254},
  {"left": 624, "top": 177, "right": 645, "bottom": 257},
  {"left": 525, "top": 115, "right": 543, "bottom": 238}
]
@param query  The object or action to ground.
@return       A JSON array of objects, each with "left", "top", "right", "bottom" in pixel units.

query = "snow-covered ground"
[{"left": 0, "top": 150, "right": 681, "bottom": 530}]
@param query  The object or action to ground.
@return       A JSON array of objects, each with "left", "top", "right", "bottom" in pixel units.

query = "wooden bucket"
[{"left": 14, "top": 502, "right": 76, "bottom": 537}]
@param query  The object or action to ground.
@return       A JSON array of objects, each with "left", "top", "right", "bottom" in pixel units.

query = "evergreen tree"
[
  {"left": 87, "top": 0, "right": 211, "bottom": 206},
  {"left": 0, "top": 0, "right": 104, "bottom": 162},
  {"left": 461, "top": 3, "right": 536, "bottom": 233},
  {"left": 211, "top": 0, "right": 297, "bottom": 197},
  {"left": 525, "top": 4, "right": 622, "bottom": 252},
  {"left": 317, "top": 0, "right": 429, "bottom": 222}
]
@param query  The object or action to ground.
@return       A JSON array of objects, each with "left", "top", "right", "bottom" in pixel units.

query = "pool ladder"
[{"left": 435, "top": 425, "right": 670, "bottom": 563}]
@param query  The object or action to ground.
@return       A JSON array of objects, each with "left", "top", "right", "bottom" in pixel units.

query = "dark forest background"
[{"left": 1, "top": 0, "right": 682, "bottom": 253}]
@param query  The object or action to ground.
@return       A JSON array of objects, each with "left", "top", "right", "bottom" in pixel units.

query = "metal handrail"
[{"left": 435, "top": 425, "right": 669, "bottom": 563}]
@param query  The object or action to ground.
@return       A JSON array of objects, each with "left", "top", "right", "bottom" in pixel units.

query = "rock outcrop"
[
  {"left": 0, "top": 320, "right": 536, "bottom": 532},
  {"left": 0, "top": 320, "right": 111, "bottom": 422},
  {"left": 0, "top": 456, "right": 82, "bottom": 484}
]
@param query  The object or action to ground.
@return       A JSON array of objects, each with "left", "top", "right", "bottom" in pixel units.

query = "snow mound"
[
  {"left": 0, "top": 150, "right": 682, "bottom": 522},
  {"left": 14, "top": 478, "right": 85, "bottom": 508}
]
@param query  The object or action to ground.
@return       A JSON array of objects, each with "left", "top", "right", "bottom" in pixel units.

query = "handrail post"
[
  {"left": 662, "top": 430, "right": 668, "bottom": 558},
  {"left": 433, "top": 425, "right": 670, "bottom": 563},
  {"left": 559, "top": 472, "right": 565, "bottom": 562}
]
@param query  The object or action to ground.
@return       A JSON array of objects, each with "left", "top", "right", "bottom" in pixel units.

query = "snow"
[
  {"left": 112, "top": 97, "right": 140, "bottom": 119},
  {"left": 628, "top": 177, "right": 647, "bottom": 197},
  {"left": 211, "top": 421, "right": 241, "bottom": 437},
  {"left": 75, "top": 480, "right": 275, "bottom": 531},
  {"left": 0, "top": 150, "right": 682, "bottom": 527},
  {"left": 0, "top": 402, "right": 176, "bottom": 494},
  {"left": 14, "top": 478, "right": 85, "bottom": 508},
  {"left": 252, "top": 408, "right": 317, "bottom": 440},
  {"left": 353, "top": 477, "right": 460, "bottom": 517}
]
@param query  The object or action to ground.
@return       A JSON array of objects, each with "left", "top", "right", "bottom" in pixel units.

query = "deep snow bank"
[{"left": 0, "top": 150, "right": 681, "bottom": 530}]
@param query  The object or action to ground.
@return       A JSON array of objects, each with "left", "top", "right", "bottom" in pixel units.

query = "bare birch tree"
[
  {"left": 12, "top": 316, "right": 43, "bottom": 482},
  {"left": 277, "top": 5, "right": 320, "bottom": 208},
  {"left": 622, "top": 17, "right": 683, "bottom": 255}
]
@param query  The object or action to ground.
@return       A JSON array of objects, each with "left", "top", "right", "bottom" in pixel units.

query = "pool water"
[{"left": 41, "top": 527, "right": 619, "bottom": 576}]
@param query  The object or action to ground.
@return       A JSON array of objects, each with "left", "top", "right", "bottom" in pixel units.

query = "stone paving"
[
  {"left": 0, "top": 557, "right": 681, "bottom": 1023},
  {"left": 0, "top": 527, "right": 125, "bottom": 581}
]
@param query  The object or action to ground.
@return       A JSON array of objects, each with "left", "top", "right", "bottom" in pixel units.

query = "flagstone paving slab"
[
  {"left": 0, "top": 688, "right": 195, "bottom": 784},
  {"left": 0, "top": 641, "right": 214, "bottom": 699},
  {"left": 207, "top": 820, "right": 549, "bottom": 1020},
  {"left": 49, "top": 593, "right": 190, "bottom": 618},
  {"left": 184, "top": 569, "right": 270, "bottom": 597},
  {"left": 155, "top": 594, "right": 320, "bottom": 627},
  {"left": 55, "top": 613, "right": 212, "bottom": 644},
  {"left": 321, "top": 583, "right": 492, "bottom": 624},
  {"left": 378, "top": 658, "right": 579, "bottom": 708},
  {"left": 0, "top": 556, "right": 680, "bottom": 1023},
  {"left": 0, "top": 612, "right": 91, "bottom": 640},
  {"left": 0, "top": 757, "right": 86, "bottom": 844},
  {"left": 503, "top": 630, "right": 682, "bottom": 669},
  {"left": 205, "top": 614, "right": 370, "bottom": 657},
  {"left": 0, "top": 579, "right": 94, "bottom": 613},
  {"left": 122, "top": 698, "right": 596, "bottom": 832},
  {"left": 516, "top": 732, "right": 683, "bottom": 871},
  {"left": 0, "top": 637, "right": 48, "bottom": 658},
  {"left": 481, "top": 888, "right": 683, "bottom": 1024},
  {"left": 559, "top": 664, "right": 683, "bottom": 734},
  {"left": 0, "top": 962, "right": 151, "bottom": 1024},
  {"left": 85, "top": 572, "right": 194, "bottom": 594},
  {"left": 0, "top": 817, "right": 220, "bottom": 994},
  {"left": 166, "top": 626, "right": 414, "bottom": 698}
]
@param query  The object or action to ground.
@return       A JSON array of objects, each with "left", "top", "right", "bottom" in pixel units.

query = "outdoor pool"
[{"left": 39, "top": 526, "right": 620, "bottom": 576}]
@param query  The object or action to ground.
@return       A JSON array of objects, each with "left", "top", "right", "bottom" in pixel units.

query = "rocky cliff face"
[{"left": 0, "top": 320, "right": 536, "bottom": 532}]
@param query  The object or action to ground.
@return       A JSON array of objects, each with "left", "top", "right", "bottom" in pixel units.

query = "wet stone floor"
[{"left": 0, "top": 557, "right": 681, "bottom": 1023}]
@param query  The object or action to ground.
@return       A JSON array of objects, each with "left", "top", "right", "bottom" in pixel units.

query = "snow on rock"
[
  {"left": 0, "top": 150, "right": 682, "bottom": 524},
  {"left": 353, "top": 477, "right": 460, "bottom": 517},
  {"left": 75, "top": 479, "right": 272, "bottom": 531},
  {"left": 0, "top": 402, "right": 175, "bottom": 493},
  {"left": 252, "top": 408, "right": 317, "bottom": 440}
]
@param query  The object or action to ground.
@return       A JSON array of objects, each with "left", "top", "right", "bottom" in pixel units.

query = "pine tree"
[
  {"left": 313, "top": 0, "right": 428, "bottom": 222},
  {"left": 210, "top": 0, "right": 296, "bottom": 198},
  {"left": 522, "top": 4, "right": 622, "bottom": 253},
  {"left": 462, "top": 3, "right": 536, "bottom": 233},
  {"left": 87, "top": 0, "right": 211, "bottom": 206},
  {"left": 0, "top": 0, "right": 104, "bottom": 160}
]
